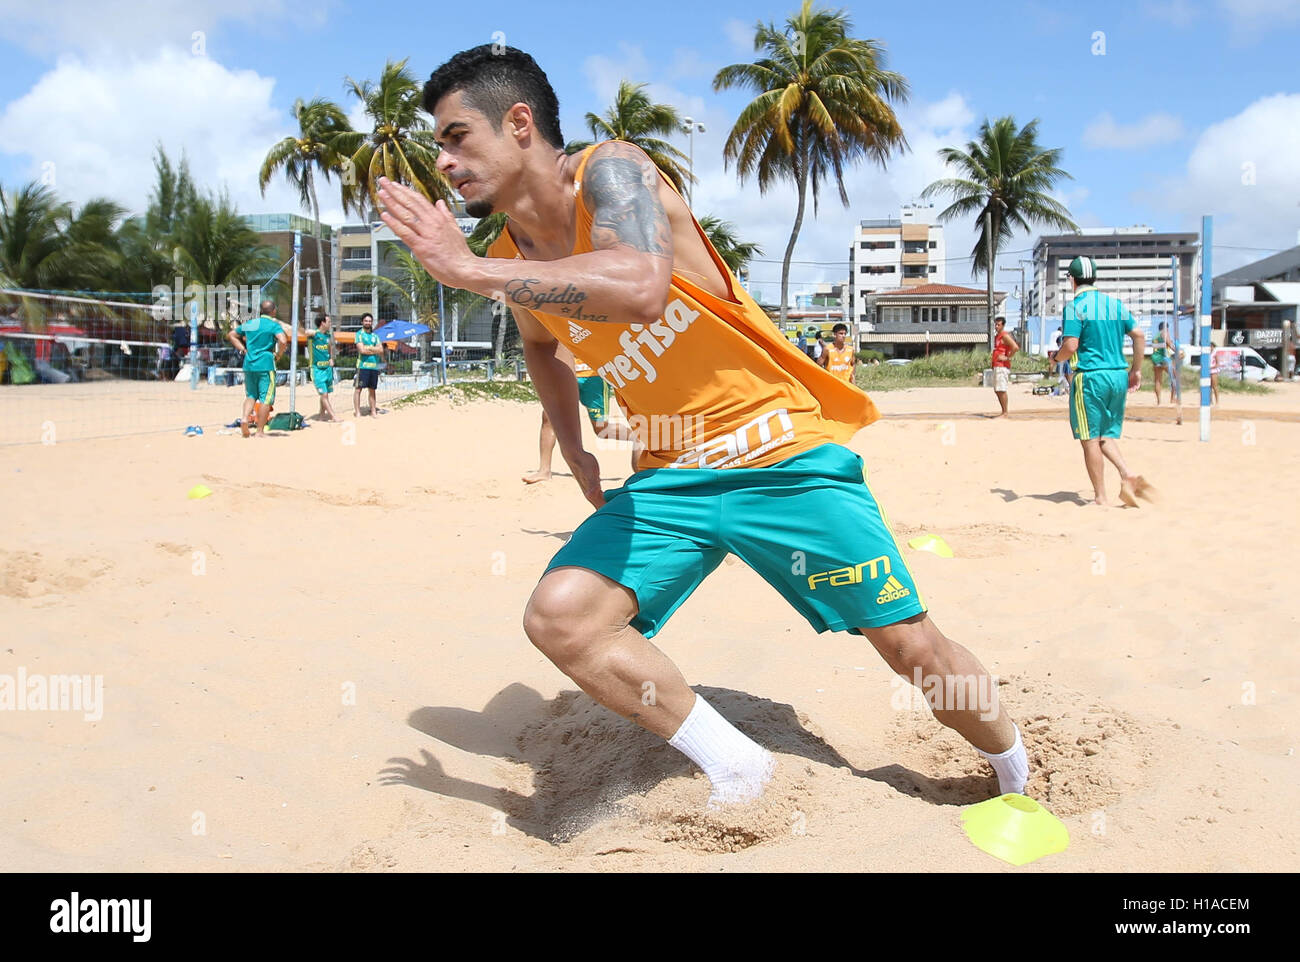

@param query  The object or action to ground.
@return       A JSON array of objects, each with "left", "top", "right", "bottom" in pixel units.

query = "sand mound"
[
  {"left": 505, "top": 686, "right": 848, "bottom": 847},
  {"left": 619, "top": 759, "right": 819, "bottom": 853},
  {"left": 893, "top": 522, "right": 1065, "bottom": 558},
  {"left": 885, "top": 673, "right": 1148, "bottom": 815},
  {"left": 0, "top": 549, "right": 113, "bottom": 599},
  {"left": 201, "top": 474, "right": 391, "bottom": 508}
]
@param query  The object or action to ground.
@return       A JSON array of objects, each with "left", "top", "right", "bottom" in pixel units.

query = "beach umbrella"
[{"left": 372, "top": 320, "right": 430, "bottom": 342}]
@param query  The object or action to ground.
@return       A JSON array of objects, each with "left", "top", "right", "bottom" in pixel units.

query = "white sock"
[
  {"left": 668, "top": 694, "right": 775, "bottom": 807},
  {"left": 977, "top": 724, "right": 1029, "bottom": 795}
]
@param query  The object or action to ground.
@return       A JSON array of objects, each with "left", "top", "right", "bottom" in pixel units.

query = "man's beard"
[{"left": 464, "top": 197, "right": 495, "bottom": 218}]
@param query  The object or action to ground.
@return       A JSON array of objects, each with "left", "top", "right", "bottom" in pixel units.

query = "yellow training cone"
[
  {"left": 908, "top": 533, "right": 954, "bottom": 558},
  {"left": 961, "top": 794, "right": 1069, "bottom": 866},
  {"left": 187, "top": 484, "right": 213, "bottom": 500}
]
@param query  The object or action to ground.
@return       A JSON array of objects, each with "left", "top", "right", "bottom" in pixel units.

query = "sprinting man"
[
  {"left": 990, "top": 316, "right": 1018, "bottom": 417},
  {"left": 353, "top": 313, "right": 383, "bottom": 417},
  {"left": 227, "top": 299, "right": 288, "bottom": 438},
  {"left": 376, "top": 45, "right": 1027, "bottom": 808},
  {"left": 523, "top": 347, "right": 637, "bottom": 483},
  {"left": 311, "top": 314, "right": 339, "bottom": 421},
  {"left": 819, "top": 322, "right": 857, "bottom": 384},
  {"left": 1050, "top": 256, "right": 1154, "bottom": 507}
]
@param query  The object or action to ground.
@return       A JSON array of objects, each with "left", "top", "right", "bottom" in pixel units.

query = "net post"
[{"left": 1199, "top": 216, "right": 1212, "bottom": 442}]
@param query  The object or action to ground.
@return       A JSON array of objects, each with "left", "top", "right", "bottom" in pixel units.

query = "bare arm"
[
  {"left": 227, "top": 328, "right": 245, "bottom": 353},
  {"left": 1126, "top": 328, "right": 1145, "bottom": 389},
  {"left": 516, "top": 307, "right": 603, "bottom": 508},
  {"left": 1054, "top": 336, "right": 1079, "bottom": 365},
  {"left": 1005, "top": 331, "right": 1020, "bottom": 356},
  {"left": 376, "top": 141, "right": 674, "bottom": 327}
]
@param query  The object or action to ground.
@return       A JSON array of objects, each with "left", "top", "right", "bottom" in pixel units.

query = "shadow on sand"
[{"left": 380, "top": 682, "right": 995, "bottom": 843}]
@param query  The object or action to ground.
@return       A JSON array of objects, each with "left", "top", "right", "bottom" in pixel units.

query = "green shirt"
[
  {"left": 311, "top": 330, "right": 332, "bottom": 368},
  {"left": 356, "top": 330, "right": 381, "bottom": 370},
  {"left": 1062, "top": 287, "right": 1137, "bottom": 371},
  {"left": 238, "top": 316, "right": 283, "bottom": 372}
]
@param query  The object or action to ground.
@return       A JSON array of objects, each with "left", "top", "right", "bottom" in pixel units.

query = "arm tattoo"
[{"left": 584, "top": 149, "right": 672, "bottom": 257}]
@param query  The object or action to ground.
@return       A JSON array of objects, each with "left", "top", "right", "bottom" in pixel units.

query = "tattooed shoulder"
[{"left": 583, "top": 142, "right": 672, "bottom": 258}]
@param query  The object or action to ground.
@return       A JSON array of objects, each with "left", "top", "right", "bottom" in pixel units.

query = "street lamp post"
[{"left": 681, "top": 117, "right": 705, "bottom": 207}]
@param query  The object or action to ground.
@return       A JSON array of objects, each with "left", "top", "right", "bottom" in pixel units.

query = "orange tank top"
[
  {"left": 488, "top": 145, "right": 879, "bottom": 470},
  {"left": 826, "top": 343, "right": 855, "bottom": 383}
]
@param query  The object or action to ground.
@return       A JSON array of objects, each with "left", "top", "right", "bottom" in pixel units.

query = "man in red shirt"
[{"left": 990, "top": 316, "right": 1018, "bottom": 417}]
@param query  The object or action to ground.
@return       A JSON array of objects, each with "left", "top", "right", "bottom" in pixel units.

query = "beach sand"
[{"left": 1, "top": 380, "right": 1297, "bottom": 871}]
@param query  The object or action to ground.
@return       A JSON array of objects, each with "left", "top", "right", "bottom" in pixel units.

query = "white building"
[
  {"left": 1031, "top": 226, "right": 1199, "bottom": 325},
  {"left": 848, "top": 205, "right": 945, "bottom": 328}
]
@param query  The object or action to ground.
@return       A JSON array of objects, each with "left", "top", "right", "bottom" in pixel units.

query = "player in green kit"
[
  {"left": 310, "top": 314, "right": 339, "bottom": 421},
  {"left": 353, "top": 312, "right": 383, "bottom": 418},
  {"left": 228, "top": 299, "right": 289, "bottom": 438},
  {"left": 1050, "top": 257, "right": 1154, "bottom": 507}
]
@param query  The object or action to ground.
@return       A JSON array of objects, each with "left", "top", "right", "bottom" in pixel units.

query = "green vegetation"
[
  {"left": 392, "top": 380, "right": 539, "bottom": 407},
  {"left": 854, "top": 348, "right": 1045, "bottom": 391},
  {"left": 566, "top": 80, "right": 691, "bottom": 192}
]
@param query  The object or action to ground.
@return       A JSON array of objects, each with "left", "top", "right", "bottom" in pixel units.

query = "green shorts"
[
  {"left": 244, "top": 370, "right": 276, "bottom": 405},
  {"left": 312, "top": 365, "right": 334, "bottom": 394},
  {"left": 1070, "top": 368, "right": 1127, "bottom": 440},
  {"left": 577, "top": 375, "right": 608, "bottom": 422},
  {"left": 546, "top": 443, "right": 926, "bottom": 638}
]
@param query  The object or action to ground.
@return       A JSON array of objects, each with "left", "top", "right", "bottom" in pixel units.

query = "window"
[
  {"left": 929, "top": 266, "right": 937, "bottom": 273},
  {"left": 929, "top": 241, "right": 937, "bottom": 249}
]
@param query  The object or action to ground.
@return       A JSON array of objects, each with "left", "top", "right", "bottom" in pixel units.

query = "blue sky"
[{"left": 1, "top": 0, "right": 1298, "bottom": 302}]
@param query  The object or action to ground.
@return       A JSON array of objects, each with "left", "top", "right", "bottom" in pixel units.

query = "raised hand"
[{"left": 376, "top": 177, "right": 476, "bottom": 290}]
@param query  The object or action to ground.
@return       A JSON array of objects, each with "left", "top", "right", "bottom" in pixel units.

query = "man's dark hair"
[
  {"left": 423, "top": 45, "right": 564, "bottom": 149},
  {"left": 995, "top": 316, "right": 1005, "bottom": 325},
  {"left": 315, "top": 314, "right": 329, "bottom": 328},
  {"left": 833, "top": 323, "right": 848, "bottom": 334},
  {"left": 360, "top": 312, "right": 374, "bottom": 323}
]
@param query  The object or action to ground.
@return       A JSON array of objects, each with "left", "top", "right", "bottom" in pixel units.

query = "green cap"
[{"left": 1067, "top": 255, "right": 1097, "bottom": 281}]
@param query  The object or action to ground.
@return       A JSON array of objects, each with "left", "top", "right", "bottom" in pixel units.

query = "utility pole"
[{"left": 999, "top": 263, "right": 1027, "bottom": 349}]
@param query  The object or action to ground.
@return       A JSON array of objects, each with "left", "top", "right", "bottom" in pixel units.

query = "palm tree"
[
  {"left": 921, "top": 115, "right": 1078, "bottom": 349},
  {"left": 170, "top": 192, "right": 280, "bottom": 333},
  {"left": 715, "top": 0, "right": 908, "bottom": 324},
  {"left": 567, "top": 80, "right": 691, "bottom": 193},
  {"left": 260, "top": 97, "right": 353, "bottom": 314},
  {"left": 698, "top": 214, "right": 764, "bottom": 278},
  {"left": 334, "top": 59, "right": 450, "bottom": 219}
]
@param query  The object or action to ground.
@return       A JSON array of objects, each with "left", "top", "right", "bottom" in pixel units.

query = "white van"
[{"left": 1175, "top": 345, "right": 1280, "bottom": 382}]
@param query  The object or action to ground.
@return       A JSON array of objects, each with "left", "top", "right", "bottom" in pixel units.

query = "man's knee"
[
  {"left": 522, "top": 569, "right": 635, "bottom": 665},
  {"left": 864, "top": 616, "right": 952, "bottom": 676}
]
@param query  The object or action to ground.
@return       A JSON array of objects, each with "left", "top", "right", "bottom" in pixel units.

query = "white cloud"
[
  {"left": 723, "top": 18, "right": 756, "bottom": 55},
  {"left": 582, "top": 46, "right": 654, "bottom": 108},
  {"left": 0, "top": 49, "right": 344, "bottom": 226},
  {"left": 1082, "top": 112, "right": 1186, "bottom": 149},
  {"left": 0, "top": 0, "right": 324, "bottom": 59},
  {"left": 1218, "top": 0, "right": 1300, "bottom": 22},
  {"left": 1143, "top": 0, "right": 1201, "bottom": 26},
  {"left": 1142, "top": 93, "right": 1300, "bottom": 271}
]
